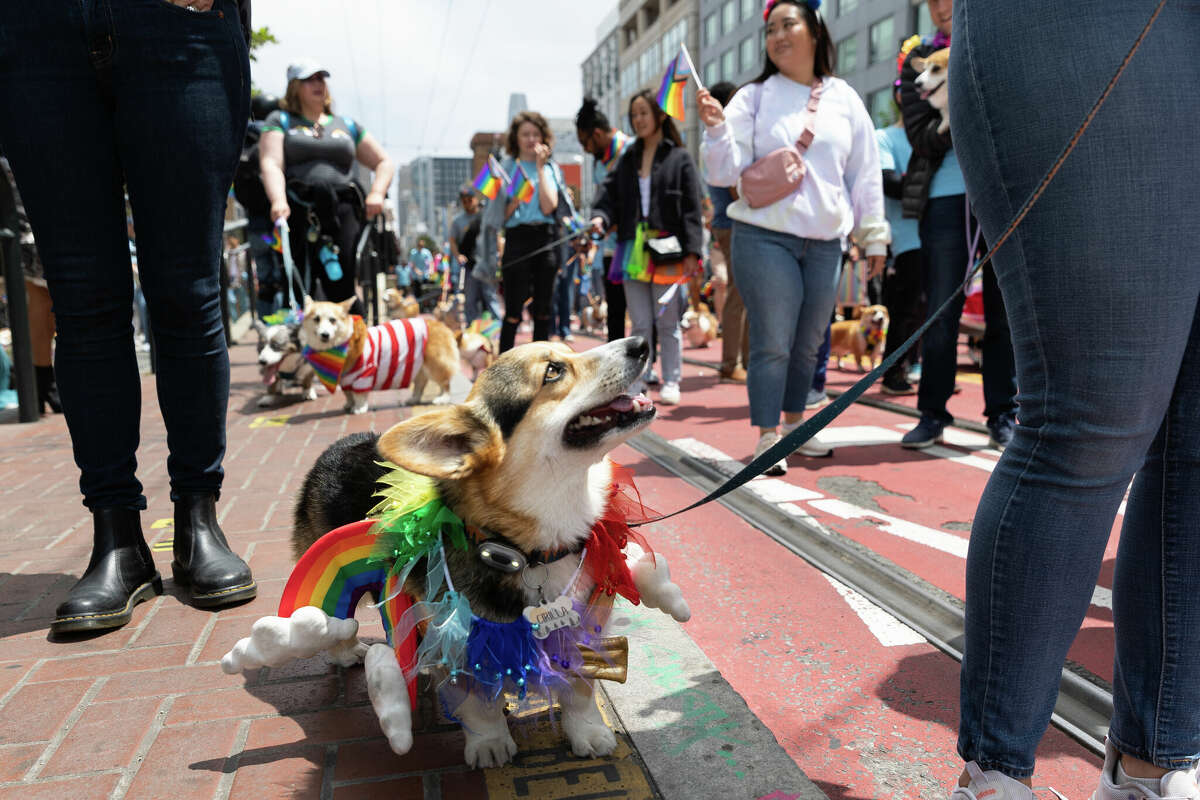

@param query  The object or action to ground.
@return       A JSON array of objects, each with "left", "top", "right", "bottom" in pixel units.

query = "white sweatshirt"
[{"left": 701, "top": 73, "right": 891, "bottom": 256}]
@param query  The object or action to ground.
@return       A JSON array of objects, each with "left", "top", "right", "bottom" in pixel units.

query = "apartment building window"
[
  {"left": 621, "top": 62, "right": 638, "bottom": 97},
  {"left": 869, "top": 15, "right": 894, "bottom": 64},
  {"left": 868, "top": 87, "right": 899, "bottom": 127},
  {"left": 721, "top": 47, "right": 736, "bottom": 80},
  {"left": 913, "top": 3, "right": 935, "bottom": 39},
  {"left": 704, "top": 60, "right": 720, "bottom": 87},
  {"left": 722, "top": 0, "right": 736, "bottom": 34},
  {"left": 640, "top": 40, "right": 661, "bottom": 84},
  {"left": 741, "top": 0, "right": 757, "bottom": 21},
  {"left": 837, "top": 35, "right": 857, "bottom": 72},
  {"left": 739, "top": 35, "right": 757, "bottom": 73},
  {"left": 839, "top": 0, "right": 859, "bottom": 15},
  {"left": 704, "top": 12, "right": 718, "bottom": 46}
]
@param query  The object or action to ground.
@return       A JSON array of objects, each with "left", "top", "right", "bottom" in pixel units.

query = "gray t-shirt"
[
  {"left": 263, "top": 110, "right": 364, "bottom": 189},
  {"left": 450, "top": 210, "right": 480, "bottom": 263}
]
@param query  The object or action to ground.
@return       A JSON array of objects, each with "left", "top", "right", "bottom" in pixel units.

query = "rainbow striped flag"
[
  {"left": 657, "top": 50, "right": 690, "bottom": 120},
  {"left": 509, "top": 163, "right": 535, "bottom": 204},
  {"left": 472, "top": 162, "right": 502, "bottom": 199},
  {"left": 260, "top": 229, "right": 284, "bottom": 253}
]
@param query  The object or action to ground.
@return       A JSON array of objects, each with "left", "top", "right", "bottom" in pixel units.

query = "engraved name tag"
[{"left": 522, "top": 596, "right": 581, "bottom": 639}]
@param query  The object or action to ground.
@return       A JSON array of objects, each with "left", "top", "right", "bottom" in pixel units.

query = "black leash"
[
  {"left": 494, "top": 228, "right": 585, "bottom": 272},
  {"left": 631, "top": 0, "right": 1166, "bottom": 527}
]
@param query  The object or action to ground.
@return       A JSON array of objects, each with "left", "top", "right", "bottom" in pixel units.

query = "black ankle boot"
[
  {"left": 172, "top": 493, "right": 256, "bottom": 607},
  {"left": 51, "top": 507, "right": 162, "bottom": 635},
  {"left": 35, "top": 365, "right": 62, "bottom": 414}
]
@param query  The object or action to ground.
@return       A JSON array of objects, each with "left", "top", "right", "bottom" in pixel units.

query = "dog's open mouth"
[
  {"left": 261, "top": 361, "right": 281, "bottom": 386},
  {"left": 919, "top": 89, "right": 931, "bottom": 101},
  {"left": 563, "top": 393, "right": 656, "bottom": 447}
]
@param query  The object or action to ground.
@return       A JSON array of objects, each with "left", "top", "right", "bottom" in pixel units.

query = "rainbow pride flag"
[
  {"left": 657, "top": 51, "right": 691, "bottom": 120},
  {"left": 509, "top": 164, "right": 535, "bottom": 204},
  {"left": 278, "top": 519, "right": 418, "bottom": 709},
  {"left": 472, "top": 162, "right": 502, "bottom": 199}
]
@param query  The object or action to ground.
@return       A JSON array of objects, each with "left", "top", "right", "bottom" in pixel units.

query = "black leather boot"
[
  {"left": 36, "top": 365, "right": 62, "bottom": 414},
  {"left": 51, "top": 507, "right": 162, "bottom": 635},
  {"left": 172, "top": 493, "right": 256, "bottom": 607}
]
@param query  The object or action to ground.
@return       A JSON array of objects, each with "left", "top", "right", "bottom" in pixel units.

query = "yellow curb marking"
[
  {"left": 249, "top": 414, "right": 291, "bottom": 428},
  {"left": 150, "top": 518, "right": 174, "bottom": 529},
  {"left": 150, "top": 539, "right": 173, "bottom": 552}
]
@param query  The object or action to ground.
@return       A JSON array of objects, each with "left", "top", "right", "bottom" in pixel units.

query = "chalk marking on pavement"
[{"left": 823, "top": 573, "right": 926, "bottom": 647}]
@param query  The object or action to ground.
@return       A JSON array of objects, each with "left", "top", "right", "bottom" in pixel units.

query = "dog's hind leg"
[
  {"left": 456, "top": 692, "right": 516, "bottom": 768},
  {"left": 365, "top": 643, "right": 413, "bottom": 755},
  {"left": 561, "top": 679, "right": 617, "bottom": 758}
]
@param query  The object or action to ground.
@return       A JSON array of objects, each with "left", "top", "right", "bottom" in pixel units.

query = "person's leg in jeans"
[
  {"left": 715, "top": 227, "right": 748, "bottom": 379},
  {"left": 915, "top": 195, "right": 968, "bottom": 426},
  {"left": 952, "top": 0, "right": 1200, "bottom": 785},
  {"left": 980, "top": 261, "right": 1017, "bottom": 421},
  {"left": 810, "top": 322, "right": 830, "bottom": 395},
  {"left": 651, "top": 281, "right": 683, "bottom": 396},
  {"left": 530, "top": 242, "right": 556, "bottom": 343},
  {"left": 499, "top": 226, "right": 535, "bottom": 352},
  {"left": 785, "top": 241, "right": 841, "bottom": 418}
]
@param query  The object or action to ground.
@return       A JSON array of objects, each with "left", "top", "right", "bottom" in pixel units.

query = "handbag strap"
[{"left": 795, "top": 78, "right": 823, "bottom": 154}]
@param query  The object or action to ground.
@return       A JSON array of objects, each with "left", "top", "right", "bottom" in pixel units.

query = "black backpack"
[{"left": 232, "top": 121, "right": 271, "bottom": 220}]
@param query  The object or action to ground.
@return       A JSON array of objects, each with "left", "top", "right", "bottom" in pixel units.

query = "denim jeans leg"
[
  {"left": 0, "top": 2, "right": 144, "bottom": 509},
  {"left": 784, "top": 239, "right": 842, "bottom": 414},
  {"left": 917, "top": 195, "right": 968, "bottom": 425},
  {"left": 110, "top": 0, "right": 248, "bottom": 501},
  {"left": 811, "top": 322, "right": 831, "bottom": 393},
  {"left": 952, "top": 0, "right": 1200, "bottom": 776},
  {"left": 980, "top": 261, "right": 1017, "bottom": 420}
]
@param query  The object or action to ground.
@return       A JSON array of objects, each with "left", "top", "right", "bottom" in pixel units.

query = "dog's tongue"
[
  {"left": 609, "top": 395, "right": 634, "bottom": 413},
  {"left": 262, "top": 363, "right": 280, "bottom": 386}
]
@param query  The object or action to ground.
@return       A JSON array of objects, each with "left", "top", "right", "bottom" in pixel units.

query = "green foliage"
[{"left": 248, "top": 26, "right": 277, "bottom": 62}]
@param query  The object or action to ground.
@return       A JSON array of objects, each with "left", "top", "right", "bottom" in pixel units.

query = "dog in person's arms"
[
  {"left": 830, "top": 304, "right": 890, "bottom": 372},
  {"left": 252, "top": 317, "right": 318, "bottom": 407},
  {"left": 912, "top": 47, "right": 950, "bottom": 134},
  {"left": 220, "top": 337, "right": 691, "bottom": 768},
  {"left": 299, "top": 297, "right": 460, "bottom": 414}
]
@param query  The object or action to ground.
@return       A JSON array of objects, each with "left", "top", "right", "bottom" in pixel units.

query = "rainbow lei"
[{"left": 366, "top": 462, "right": 653, "bottom": 705}]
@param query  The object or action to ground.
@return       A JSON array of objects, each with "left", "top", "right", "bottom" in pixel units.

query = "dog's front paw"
[
  {"left": 564, "top": 713, "right": 617, "bottom": 758},
  {"left": 256, "top": 394, "right": 277, "bottom": 408},
  {"left": 303, "top": 385, "right": 319, "bottom": 401},
  {"left": 463, "top": 727, "right": 517, "bottom": 768},
  {"left": 430, "top": 393, "right": 453, "bottom": 405}
]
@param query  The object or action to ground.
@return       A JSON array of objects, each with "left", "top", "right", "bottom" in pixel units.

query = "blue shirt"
[
  {"left": 929, "top": 148, "right": 966, "bottom": 199},
  {"left": 504, "top": 159, "right": 563, "bottom": 228},
  {"left": 875, "top": 125, "right": 921, "bottom": 256}
]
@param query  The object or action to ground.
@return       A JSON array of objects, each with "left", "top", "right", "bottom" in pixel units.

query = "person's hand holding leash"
[{"left": 270, "top": 199, "right": 290, "bottom": 223}]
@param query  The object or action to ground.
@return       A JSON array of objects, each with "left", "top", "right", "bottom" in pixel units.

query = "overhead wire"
[
  {"left": 416, "top": 0, "right": 456, "bottom": 154},
  {"left": 340, "top": 0, "right": 364, "bottom": 116},
  {"left": 432, "top": 0, "right": 491, "bottom": 156}
]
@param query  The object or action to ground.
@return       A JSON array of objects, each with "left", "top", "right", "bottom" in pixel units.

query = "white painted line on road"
[
  {"left": 669, "top": 436, "right": 744, "bottom": 463},
  {"left": 747, "top": 479, "right": 822, "bottom": 503},
  {"left": 806, "top": 498, "right": 971, "bottom": 559},
  {"left": 823, "top": 573, "right": 926, "bottom": 647}
]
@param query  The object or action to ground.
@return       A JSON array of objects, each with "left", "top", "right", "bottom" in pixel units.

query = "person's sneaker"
[
  {"left": 901, "top": 415, "right": 946, "bottom": 449},
  {"left": 659, "top": 382, "right": 680, "bottom": 405},
  {"left": 719, "top": 365, "right": 747, "bottom": 384},
  {"left": 880, "top": 374, "right": 917, "bottom": 396},
  {"left": 644, "top": 369, "right": 661, "bottom": 386},
  {"left": 987, "top": 411, "right": 1016, "bottom": 451},
  {"left": 1092, "top": 738, "right": 1200, "bottom": 800},
  {"left": 907, "top": 363, "right": 922, "bottom": 383},
  {"left": 752, "top": 431, "right": 787, "bottom": 476},
  {"left": 563, "top": 333, "right": 575, "bottom": 343},
  {"left": 949, "top": 763, "right": 1037, "bottom": 800},
  {"left": 805, "top": 388, "right": 829, "bottom": 410},
  {"left": 780, "top": 420, "right": 833, "bottom": 458}
]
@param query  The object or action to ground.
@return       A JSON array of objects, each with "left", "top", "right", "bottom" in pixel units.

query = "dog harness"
[{"left": 304, "top": 317, "right": 428, "bottom": 394}]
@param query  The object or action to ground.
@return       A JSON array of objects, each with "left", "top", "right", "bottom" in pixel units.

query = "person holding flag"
[
  {"left": 589, "top": 85, "right": 704, "bottom": 407},
  {"left": 496, "top": 110, "right": 563, "bottom": 353},
  {"left": 576, "top": 98, "right": 633, "bottom": 342}
]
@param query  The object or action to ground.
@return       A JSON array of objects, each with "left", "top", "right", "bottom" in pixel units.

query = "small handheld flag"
[
  {"left": 509, "top": 164, "right": 535, "bottom": 204},
  {"left": 657, "top": 43, "right": 705, "bottom": 121},
  {"left": 472, "top": 163, "right": 502, "bottom": 199}
]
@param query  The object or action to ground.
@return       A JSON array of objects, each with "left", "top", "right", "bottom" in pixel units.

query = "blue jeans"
[
  {"left": 952, "top": 0, "right": 1200, "bottom": 777},
  {"left": 918, "top": 195, "right": 1017, "bottom": 424},
  {"left": 811, "top": 323, "right": 831, "bottom": 394},
  {"left": 0, "top": 0, "right": 249, "bottom": 510},
  {"left": 463, "top": 267, "right": 501, "bottom": 325},
  {"left": 731, "top": 222, "right": 842, "bottom": 428},
  {"left": 552, "top": 253, "right": 577, "bottom": 338}
]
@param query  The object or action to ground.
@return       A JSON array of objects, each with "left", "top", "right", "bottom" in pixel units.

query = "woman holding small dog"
[
  {"left": 699, "top": 0, "right": 889, "bottom": 473},
  {"left": 589, "top": 90, "right": 704, "bottom": 406}
]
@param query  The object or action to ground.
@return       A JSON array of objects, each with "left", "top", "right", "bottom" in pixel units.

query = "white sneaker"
[
  {"left": 753, "top": 431, "right": 787, "bottom": 476},
  {"left": 780, "top": 421, "right": 833, "bottom": 458},
  {"left": 659, "top": 382, "right": 680, "bottom": 405},
  {"left": 949, "top": 763, "right": 1036, "bottom": 800},
  {"left": 1092, "top": 739, "right": 1200, "bottom": 800}
]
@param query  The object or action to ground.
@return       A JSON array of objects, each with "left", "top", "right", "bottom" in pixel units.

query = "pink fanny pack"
[{"left": 738, "top": 78, "right": 823, "bottom": 210}]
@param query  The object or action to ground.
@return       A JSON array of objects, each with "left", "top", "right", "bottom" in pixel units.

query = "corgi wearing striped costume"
[{"left": 300, "top": 298, "right": 461, "bottom": 414}]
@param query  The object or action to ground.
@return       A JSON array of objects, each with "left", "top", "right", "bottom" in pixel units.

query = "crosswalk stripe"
[{"left": 823, "top": 574, "right": 926, "bottom": 647}]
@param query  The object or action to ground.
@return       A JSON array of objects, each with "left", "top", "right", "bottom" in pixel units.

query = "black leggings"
[
  {"left": 285, "top": 198, "right": 364, "bottom": 315},
  {"left": 881, "top": 247, "right": 925, "bottom": 381},
  {"left": 499, "top": 224, "right": 556, "bottom": 352},
  {"left": 602, "top": 254, "right": 627, "bottom": 342}
]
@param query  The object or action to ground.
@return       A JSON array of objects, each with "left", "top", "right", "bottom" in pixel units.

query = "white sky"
[{"left": 249, "top": 0, "right": 616, "bottom": 166}]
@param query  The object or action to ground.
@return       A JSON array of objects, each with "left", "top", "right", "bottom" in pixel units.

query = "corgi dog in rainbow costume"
[{"left": 221, "top": 337, "right": 691, "bottom": 768}]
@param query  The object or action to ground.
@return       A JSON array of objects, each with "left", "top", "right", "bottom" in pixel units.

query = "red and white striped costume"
[{"left": 340, "top": 318, "right": 428, "bottom": 393}]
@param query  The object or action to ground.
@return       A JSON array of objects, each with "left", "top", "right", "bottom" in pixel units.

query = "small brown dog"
[
  {"left": 383, "top": 288, "right": 420, "bottom": 320},
  {"left": 580, "top": 295, "right": 607, "bottom": 336},
  {"left": 830, "top": 304, "right": 889, "bottom": 372},
  {"left": 681, "top": 303, "right": 718, "bottom": 349}
]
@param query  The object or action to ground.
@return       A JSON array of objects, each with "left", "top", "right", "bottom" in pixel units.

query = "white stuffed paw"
[
  {"left": 220, "top": 606, "right": 361, "bottom": 674},
  {"left": 365, "top": 643, "right": 413, "bottom": 755},
  {"left": 631, "top": 553, "right": 691, "bottom": 622}
]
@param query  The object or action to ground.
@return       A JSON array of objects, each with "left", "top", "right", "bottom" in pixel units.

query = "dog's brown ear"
[
  {"left": 302, "top": 296, "right": 314, "bottom": 315},
  {"left": 377, "top": 406, "right": 501, "bottom": 480},
  {"left": 338, "top": 297, "right": 357, "bottom": 314}
]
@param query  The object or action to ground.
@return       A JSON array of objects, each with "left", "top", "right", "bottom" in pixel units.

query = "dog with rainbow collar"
[{"left": 220, "top": 337, "right": 691, "bottom": 768}]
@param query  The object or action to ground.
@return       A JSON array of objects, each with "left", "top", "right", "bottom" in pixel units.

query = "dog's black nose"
[{"left": 625, "top": 336, "right": 648, "bottom": 363}]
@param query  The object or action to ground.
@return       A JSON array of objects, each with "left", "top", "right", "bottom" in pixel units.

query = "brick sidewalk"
[{"left": 0, "top": 340, "right": 661, "bottom": 800}]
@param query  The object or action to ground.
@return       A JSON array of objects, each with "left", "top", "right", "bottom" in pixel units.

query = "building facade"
[
  {"left": 409, "top": 155, "right": 472, "bottom": 243},
  {"left": 580, "top": 12, "right": 621, "bottom": 207},
  {"left": 697, "top": 0, "right": 934, "bottom": 127},
  {"left": 615, "top": 0, "right": 702, "bottom": 162}
]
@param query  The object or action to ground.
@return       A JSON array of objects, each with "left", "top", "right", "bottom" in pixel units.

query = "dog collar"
[{"left": 467, "top": 525, "right": 580, "bottom": 573}]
